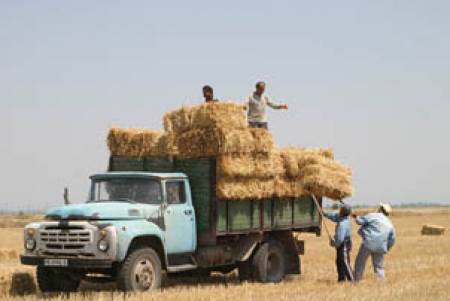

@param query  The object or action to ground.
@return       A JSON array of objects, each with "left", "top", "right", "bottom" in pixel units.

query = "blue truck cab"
[{"left": 21, "top": 158, "right": 322, "bottom": 293}]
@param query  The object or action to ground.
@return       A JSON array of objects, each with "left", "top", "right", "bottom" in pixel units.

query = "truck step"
[{"left": 167, "top": 264, "right": 197, "bottom": 273}]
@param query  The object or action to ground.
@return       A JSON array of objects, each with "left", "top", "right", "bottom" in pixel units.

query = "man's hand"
[
  {"left": 281, "top": 104, "right": 288, "bottom": 110},
  {"left": 329, "top": 239, "right": 336, "bottom": 248},
  {"left": 351, "top": 213, "right": 357, "bottom": 219}
]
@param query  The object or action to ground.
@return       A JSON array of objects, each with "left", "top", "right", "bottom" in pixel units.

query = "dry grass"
[
  {"left": 1, "top": 209, "right": 450, "bottom": 300},
  {"left": 107, "top": 128, "right": 163, "bottom": 157}
]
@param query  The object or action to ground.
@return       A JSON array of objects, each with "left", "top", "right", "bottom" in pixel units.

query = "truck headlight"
[
  {"left": 25, "top": 238, "right": 36, "bottom": 251},
  {"left": 98, "top": 239, "right": 109, "bottom": 252}
]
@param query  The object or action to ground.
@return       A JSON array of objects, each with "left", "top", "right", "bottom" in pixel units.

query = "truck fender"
[
  {"left": 113, "top": 220, "right": 167, "bottom": 267},
  {"left": 234, "top": 233, "right": 263, "bottom": 262}
]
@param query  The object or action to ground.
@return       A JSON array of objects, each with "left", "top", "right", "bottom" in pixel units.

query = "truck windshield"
[{"left": 90, "top": 178, "right": 162, "bottom": 205}]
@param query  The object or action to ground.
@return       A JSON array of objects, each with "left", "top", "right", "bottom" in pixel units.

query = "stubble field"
[{"left": 0, "top": 208, "right": 449, "bottom": 301}]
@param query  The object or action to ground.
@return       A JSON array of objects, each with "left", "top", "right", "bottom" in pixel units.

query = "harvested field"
[{"left": 1, "top": 209, "right": 449, "bottom": 300}]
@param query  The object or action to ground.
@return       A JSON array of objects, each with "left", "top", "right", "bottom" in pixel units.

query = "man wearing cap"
[
  {"left": 352, "top": 203, "right": 396, "bottom": 281},
  {"left": 244, "top": 81, "right": 288, "bottom": 129},
  {"left": 323, "top": 204, "right": 354, "bottom": 282}
]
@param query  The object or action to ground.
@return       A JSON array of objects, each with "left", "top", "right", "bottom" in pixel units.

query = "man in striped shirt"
[{"left": 245, "top": 81, "right": 288, "bottom": 129}]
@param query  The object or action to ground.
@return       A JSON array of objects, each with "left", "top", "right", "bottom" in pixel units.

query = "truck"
[{"left": 21, "top": 156, "right": 322, "bottom": 292}]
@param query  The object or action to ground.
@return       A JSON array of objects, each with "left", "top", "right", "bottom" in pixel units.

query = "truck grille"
[{"left": 40, "top": 226, "right": 92, "bottom": 251}]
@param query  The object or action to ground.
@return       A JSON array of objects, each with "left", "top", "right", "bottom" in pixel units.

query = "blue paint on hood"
[{"left": 45, "top": 202, "right": 156, "bottom": 220}]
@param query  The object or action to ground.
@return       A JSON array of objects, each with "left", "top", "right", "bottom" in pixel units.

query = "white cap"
[{"left": 379, "top": 203, "right": 392, "bottom": 215}]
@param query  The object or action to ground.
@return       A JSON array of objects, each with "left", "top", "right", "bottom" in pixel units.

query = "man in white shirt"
[{"left": 245, "top": 81, "right": 288, "bottom": 129}]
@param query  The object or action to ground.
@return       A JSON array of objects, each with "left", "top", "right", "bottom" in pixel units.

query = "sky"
[{"left": 1, "top": 1, "right": 449, "bottom": 211}]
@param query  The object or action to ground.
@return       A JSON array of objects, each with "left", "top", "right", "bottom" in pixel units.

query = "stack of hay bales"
[{"left": 107, "top": 102, "right": 353, "bottom": 201}]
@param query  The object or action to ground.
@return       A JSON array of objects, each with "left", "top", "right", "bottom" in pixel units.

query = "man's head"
[
  {"left": 339, "top": 204, "right": 352, "bottom": 217},
  {"left": 203, "top": 85, "right": 214, "bottom": 102},
  {"left": 378, "top": 203, "right": 392, "bottom": 216},
  {"left": 255, "top": 81, "right": 266, "bottom": 96}
]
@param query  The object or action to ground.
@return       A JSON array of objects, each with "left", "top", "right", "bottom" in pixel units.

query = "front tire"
[
  {"left": 36, "top": 266, "right": 80, "bottom": 293},
  {"left": 252, "top": 240, "right": 286, "bottom": 283},
  {"left": 117, "top": 248, "right": 162, "bottom": 292}
]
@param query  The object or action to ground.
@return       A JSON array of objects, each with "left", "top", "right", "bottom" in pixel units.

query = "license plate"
[{"left": 44, "top": 258, "right": 68, "bottom": 267}]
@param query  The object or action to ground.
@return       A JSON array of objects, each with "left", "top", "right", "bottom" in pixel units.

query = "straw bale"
[
  {"left": 421, "top": 224, "right": 446, "bottom": 235},
  {"left": 157, "top": 133, "right": 179, "bottom": 156},
  {"left": 107, "top": 128, "right": 163, "bottom": 157},
  {"left": 0, "top": 249, "right": 18, "bottom": 261},
  {"left": 217, "top": 151, "right": 284, "bottom": 179},
  {"left": 177, "top": 127, "right": 274, "bottom": 159},
  {"left": 216, "top": 177, "right": 274, "bottom": 200},
  {"left": 163, "top": 102, "right": 246, "bottom": 134},
  {"left": 9, "top": 272, "right": 36, "bottom": 296},
  {"left": 280, "top": 147, "right": 335, "bottom": 178},
  {"left": 300, "top": 163, "right": 353, "bottom": 200},
  {"left": 273, "top": 176, "right": 306, "bottom": 198}
]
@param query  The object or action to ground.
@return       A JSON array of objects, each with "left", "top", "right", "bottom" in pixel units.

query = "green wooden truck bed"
[{"left": 109, "top": 156, "right": 322, "bottom": 246}]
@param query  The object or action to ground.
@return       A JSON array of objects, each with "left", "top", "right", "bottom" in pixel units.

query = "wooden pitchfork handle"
[{"left": 311, "top": 195, "right": 333, "bottom": 241}]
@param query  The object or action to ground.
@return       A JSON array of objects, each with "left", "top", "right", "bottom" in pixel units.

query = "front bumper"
[{"left": 20, "top": 255, "right": 113, "bottom": 269}]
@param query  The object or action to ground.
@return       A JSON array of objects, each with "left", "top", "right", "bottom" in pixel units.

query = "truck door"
[{"left": 163, "top": 180, "right": 196, "bottom": 254}]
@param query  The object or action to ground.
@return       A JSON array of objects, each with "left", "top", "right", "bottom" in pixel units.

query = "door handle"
[{"left": 184, "top": 209, "right": 193, "bottom": 216}]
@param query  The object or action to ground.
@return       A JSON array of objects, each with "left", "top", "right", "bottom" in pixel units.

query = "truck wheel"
[
  {"left": 252, "top": 241, "right": 286, "bottom": 283},
  {"left": 37, "top": 267, "right": 80, "bottom": 292},
  {"left": 117, "top": 248, "right": 162, "bottom": 292}
]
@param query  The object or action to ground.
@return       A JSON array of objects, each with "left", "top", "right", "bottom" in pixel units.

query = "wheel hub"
[{"left": 133, "top": 259, "right": 155, "bottom": 291}]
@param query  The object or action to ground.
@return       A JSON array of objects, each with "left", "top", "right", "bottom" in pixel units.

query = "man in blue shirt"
[
  {"left": 324, "top": 203, "right": 354, "bottom": 282},
  {"left": 353, "top": 203, "right": 396, "bottom": 281}
]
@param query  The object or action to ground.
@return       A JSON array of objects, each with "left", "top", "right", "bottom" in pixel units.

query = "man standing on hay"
[
  {"left": 245, "top": 81, "right": 288, "bottom": 129},
  {"left": 203, "top": 85, "right": 219, "bottom": 103},
  {"left": 353, "top": 203, "right": 396, "bottom": 281},
  {"left": 324, "top": 204, "right": 354, "bottom": 282}
]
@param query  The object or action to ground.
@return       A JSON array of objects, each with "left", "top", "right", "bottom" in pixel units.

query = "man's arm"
[
  {"left": 354, "top": 215, "right": 369, "bottom": 226},
  {"left": 387, "top": 228, "right": 396, "bottom": 250},
  {"left": 323, "top": 212, "right": 339, "bottom": 223},
  {"left": 266, "top": 97, "right": 288, "bottom": 110}
]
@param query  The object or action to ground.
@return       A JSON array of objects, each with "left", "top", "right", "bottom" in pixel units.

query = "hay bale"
[
  {"left": 300, "top": 162, "right": 353, "bottom": 200},
  {"left": 177, "top": 127, "right": 274, "bottom": 159},
  {"left": 217, "top": 151, "right": 284, "bottom": 179},
  {"left": 9, "top": 272, "right": 36, "bottom": 296},
  {"left": 421, "top": 224, "right": 446, "bottom": 235},
  {"left": 216, "top": 177, "right": 275, "bottom": 200},
  {"left": 107, "top": 128, "right": 163, "bottom": 157},
  {"left": 163, "top": 102, "right": 246, "bottom": 134},
  {"left": 280, "top": 147, "right": 335, "bottom": 178},
  {"left": 273, "top": 176, "right": 306, "bottom": 198}
]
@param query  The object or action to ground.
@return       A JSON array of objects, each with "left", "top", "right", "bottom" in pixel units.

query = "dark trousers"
[
  {"left": 336, "top": 240, "right": 354, "bottom": 282},
  {"left": 248, "top": 121, "right": 268, "bottom": 129}
]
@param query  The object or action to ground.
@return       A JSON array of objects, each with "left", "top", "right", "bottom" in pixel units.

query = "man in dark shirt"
[{"left": 203, "top": 85, "right": 219, "bottom": 103}]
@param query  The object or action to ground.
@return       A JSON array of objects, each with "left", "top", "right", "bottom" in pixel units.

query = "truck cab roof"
[{"left": 90, "top": 171, "right": 188, "bottom": 180}]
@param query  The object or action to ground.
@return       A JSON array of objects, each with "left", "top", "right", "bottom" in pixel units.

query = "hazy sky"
[{"left": 1, "top": 1, "right": 449, "bottom": 211}]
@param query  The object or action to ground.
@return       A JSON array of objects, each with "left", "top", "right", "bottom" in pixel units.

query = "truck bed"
[{"left": 109, "top": 156, "right": 321, "bottom": 245}]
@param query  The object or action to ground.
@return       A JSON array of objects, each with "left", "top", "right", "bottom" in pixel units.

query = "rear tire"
[
  {"left": 117, "top": 248, "right": 162, "bottom": 292},
  {"left": 36, "top": 266, "right": 80, "bottom": 293},
  {"left": 252, "top": 241, "right": 286, "bottom": 283}
]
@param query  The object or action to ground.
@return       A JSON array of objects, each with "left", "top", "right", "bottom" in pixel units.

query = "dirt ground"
[{"left": 0, "top": 208, "right": 449, "bottom": 301}]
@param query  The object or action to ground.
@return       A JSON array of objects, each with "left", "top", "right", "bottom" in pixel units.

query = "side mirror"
[{"left": 64, "top": 187, "right": 70, "bottom": 205}]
